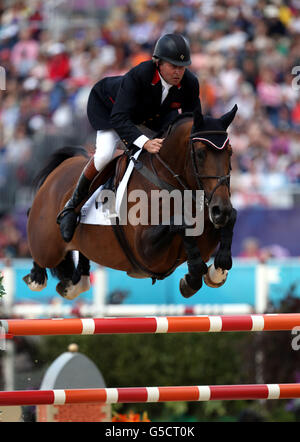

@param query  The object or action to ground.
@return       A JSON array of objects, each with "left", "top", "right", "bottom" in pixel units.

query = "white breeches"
[{"left": 94, "top": 129, "right": 121, "bottom": 171}]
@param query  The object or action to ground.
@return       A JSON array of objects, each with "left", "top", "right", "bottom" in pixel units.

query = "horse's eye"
[{"left": 196, "top": 149, "right": 206, "bottom": 162}]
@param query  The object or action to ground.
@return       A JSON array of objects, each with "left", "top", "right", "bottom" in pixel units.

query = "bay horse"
[{"left": 24, "top": 105, "right": 238, "bottom": 300}]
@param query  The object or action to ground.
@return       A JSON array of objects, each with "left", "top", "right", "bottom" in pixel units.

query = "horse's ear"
[
  {"left": 220, "top": 104, "right": 238, "bottom": 130},
  {"left": 192, "top": 104, "right": 204, "bottom": 131}
]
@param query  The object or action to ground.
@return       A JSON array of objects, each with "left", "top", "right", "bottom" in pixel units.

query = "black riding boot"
[{"left": 57, "top": 158, "right": 97, "bottom": 242}]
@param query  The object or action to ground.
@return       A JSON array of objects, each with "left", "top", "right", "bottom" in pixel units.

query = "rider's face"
[{"left": 158, "top": 61, "right": 185, "bottom": 86}]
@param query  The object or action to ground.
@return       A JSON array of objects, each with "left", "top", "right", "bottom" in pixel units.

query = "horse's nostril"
[
  {"left": 210, "top": 205, "right": 231, "bottom": 227},
  {"left": 211, "top": 206, "right": 221, "bottom": 219}
]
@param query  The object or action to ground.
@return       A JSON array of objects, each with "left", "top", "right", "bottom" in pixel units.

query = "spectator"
[
  {"left": 10, "top": 28, "right": 39, "bottom": 78},
  {"left": 5, "top": 123, "right": 32, "bottom": 166},
  {"left": 238, "top": 237, "right": 262, "bottom": 259},
  {"left": 46, "top": 43, "right": 70, "bottom": 82},
  {"left": 292, "top": 98, "right": 300, "bottom": 127},
  {"left": 257, "top": 68, "right": 282, "bottom": 127}
]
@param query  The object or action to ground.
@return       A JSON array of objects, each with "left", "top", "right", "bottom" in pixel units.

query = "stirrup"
[
  {"left": 57, "top": 207, "right": 82, "bottom": 227},
  {"left": 56, "top": 206, "right": 76, "bottom": 225}
]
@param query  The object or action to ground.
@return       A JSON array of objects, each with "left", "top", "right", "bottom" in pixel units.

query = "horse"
[{"left": 23, "top": 105, "right": 238, "bottom": 300}]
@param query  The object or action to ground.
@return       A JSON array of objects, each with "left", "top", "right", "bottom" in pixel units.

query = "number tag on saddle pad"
[{"left": 80, "top": 149, "right": 142, "bottom": 225}]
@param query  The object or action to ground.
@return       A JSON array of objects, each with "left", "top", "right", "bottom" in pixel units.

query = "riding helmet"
[{"left": 153, "top": 34, "right": 191, "bottom": 66}]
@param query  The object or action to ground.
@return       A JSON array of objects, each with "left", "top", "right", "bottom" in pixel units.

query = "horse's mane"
[
  {"left": 155, "top": 112, "right": 194, "bottom": 138},
  {"left": 33, "top": 146, "right": 88, "bottom": 191}
]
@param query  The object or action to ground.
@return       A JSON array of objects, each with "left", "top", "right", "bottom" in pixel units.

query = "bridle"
[
  {"left": 127, "top": 129, "right": 231, "bottom": 208},
  {"left": 189, "top": 130, "right": 231, "bottom": 206}
]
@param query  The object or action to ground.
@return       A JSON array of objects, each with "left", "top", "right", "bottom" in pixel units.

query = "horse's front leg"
[
  {"left": 204, "top": 208, "right": 237, "bottom": 288},
  {"left": 179, "top": 235, "right": 208, "bottom": 298}
]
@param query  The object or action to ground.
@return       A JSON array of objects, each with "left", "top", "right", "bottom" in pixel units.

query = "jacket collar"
[{"left": 151, "top": 68, "right": 160, "bottom": 86}]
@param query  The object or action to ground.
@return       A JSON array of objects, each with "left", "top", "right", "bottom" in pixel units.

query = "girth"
[{"left": 111, "top": 218, "right": 179, "bottom": 284}]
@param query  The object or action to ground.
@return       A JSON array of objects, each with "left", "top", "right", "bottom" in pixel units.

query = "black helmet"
[{"left": 153, "top": 34, "right": 191, "bottom": 67}]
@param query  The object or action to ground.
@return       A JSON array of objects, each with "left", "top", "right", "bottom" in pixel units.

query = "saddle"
[{"left": 89, "top": 152, "right": 129, "bottom": 195}]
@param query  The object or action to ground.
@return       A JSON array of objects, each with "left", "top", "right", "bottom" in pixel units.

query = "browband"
[{"left": 190, "top": 130, "right": 229, "bottom": 150}]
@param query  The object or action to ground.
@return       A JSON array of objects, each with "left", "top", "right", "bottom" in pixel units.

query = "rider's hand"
[{"left": 143, "top": 138, "right": 164, "bottom": 153}]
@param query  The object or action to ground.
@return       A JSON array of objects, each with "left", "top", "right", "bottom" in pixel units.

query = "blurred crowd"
[{"left": 0, "top": 0, "right": 300, "bottom": 257}]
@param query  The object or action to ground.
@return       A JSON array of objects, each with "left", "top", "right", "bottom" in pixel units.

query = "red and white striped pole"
[
  {"left": 0, "top": 384, "right": 300, "bottom": 406},
  {"left": 1, "top": 314, "right": 300, "bottom": 336}
]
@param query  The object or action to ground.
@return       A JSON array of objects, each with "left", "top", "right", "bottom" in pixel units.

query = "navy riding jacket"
[{"left": 87, "top": 60, "right": 200, "bottom": 148}]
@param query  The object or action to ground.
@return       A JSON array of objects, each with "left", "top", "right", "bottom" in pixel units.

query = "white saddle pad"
[{"left": 80, "top": 149, "right": 142, "bottom": 225}]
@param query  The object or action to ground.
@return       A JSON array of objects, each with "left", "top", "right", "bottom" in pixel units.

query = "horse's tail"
[{"left": 33, "top": 146, "right": 89, "bottom": 190}]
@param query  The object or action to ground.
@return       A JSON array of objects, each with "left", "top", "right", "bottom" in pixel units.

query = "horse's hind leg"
[
  {"left": 69, "top": 252, "right": 90, "bottom": 297},
  {"left": 54, "top": 251, "right": 90, "bottom": 300},
  {"left": 23, "top": 262, "right": 48, "bottom": 291}
]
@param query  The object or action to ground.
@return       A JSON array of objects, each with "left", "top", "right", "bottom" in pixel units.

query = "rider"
[{"left": 57, "top": 33, "right": 201, "bottom": 242}]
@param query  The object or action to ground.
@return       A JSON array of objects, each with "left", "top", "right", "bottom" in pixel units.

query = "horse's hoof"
[
  {"left": 23, "top": 274, "right": 47, "bottom": 291},
  {"left": 56, "top": 280, "right": 73, "bottom": 299},
  {"left": 179, "top": 275, "right": 198, "bottom": 298},
  {"left": 203, "top": 264, "right": 228, "bottom": 288},
  {"left": 56, "top": 276, "right": 90, "bottom": 300}
]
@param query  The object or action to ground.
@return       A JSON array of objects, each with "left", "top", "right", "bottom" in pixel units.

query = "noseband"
[{"left": 190, "top": 130, "right": 231, "bottom": 206}]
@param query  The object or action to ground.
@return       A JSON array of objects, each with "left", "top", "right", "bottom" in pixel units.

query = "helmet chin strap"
[
  {"left": 155, "top": 60, "right": 176, "bottom": 86},
  {"left": 155, "top": 59, "right": 162, "bottom": 73},
  {"left": 155, "top": 60, "right": 168, "bottom": 85}
]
